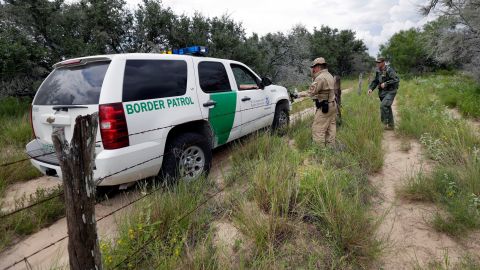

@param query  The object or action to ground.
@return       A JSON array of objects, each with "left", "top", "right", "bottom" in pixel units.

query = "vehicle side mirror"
[{"left": 261, "top": 77, "right": 272, "bottom": 88}]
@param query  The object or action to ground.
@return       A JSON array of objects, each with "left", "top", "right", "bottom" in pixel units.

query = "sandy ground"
[
  {"left": 0, "top": 190, "right": 141, "bottom": 269},
  {"left": 373, "top": 103, "right": 480, "bottom": 269},
  {"left": 0, "top": 126, "right": 248, "bottom": 269},
  {"left": 0, "top": 102, "right": 342, "bottom": 270},
  {"left": 0, "top": 145, "right": 235, "bottom": 270},
  {"left": 1, "top": 177, "right": 61, "bottom": 212}
]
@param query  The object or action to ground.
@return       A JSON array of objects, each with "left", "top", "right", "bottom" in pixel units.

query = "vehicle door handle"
[
  {"left": 241, "top": 97, "right": 251, "bottom": 102},
  {"left": 203, "top": 100, "right": 217, "bottom": 107}
]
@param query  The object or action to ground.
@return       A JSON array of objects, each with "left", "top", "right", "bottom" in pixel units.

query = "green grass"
[
  {"left": 100, "top": 179, "right": 217, "bottom": 269},
  {"left": 102, "top": 87, "right": 384, "bottom": 269},
  {"left": 0, "top": 97, "right": 41, "bottom": 197},
  {"left": 397, "top": 74, "right": 480, "bottom": 236},
  {"left": 413, "top": 253, "right": 480, "bottom": 270},
  {"left": 0, "top": 186, "right": 65, "bottom": 250},
  {"left": 0, "top": 97, "right": 31, "bottom": 118},
  {"left": 431, "top": 73, "right": 480, "bottom": 118},
  {"left": 341, "top": 77, "right": 358, "bottom": 92},
  {"left": 291, "top": 98, "right": 314, "bottom": 115},
  {"left": 224, "top": 90, "right": 384, "bottom": 268}
]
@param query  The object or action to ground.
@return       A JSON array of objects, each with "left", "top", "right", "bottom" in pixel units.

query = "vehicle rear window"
[
  {"left": 34, "top": 61, "right": 110, "bottom": 105},
  {"left": 123, "top": 60, "right": 187, "bottom": 102},
  {"left": 198, "top": 61, "right": 231, "bottom": 93}
]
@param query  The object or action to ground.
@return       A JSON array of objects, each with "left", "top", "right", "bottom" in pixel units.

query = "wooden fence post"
[
  {"left": 358, "top": 72, "right": 363, "bottom": 95},
  {"left": 52, "top": 113, "right": 102, "bottom": 270}
]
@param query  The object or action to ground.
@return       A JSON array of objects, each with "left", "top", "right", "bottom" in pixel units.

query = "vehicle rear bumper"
[{"left": 28, "top": 140, "right": 165, "bottom": 186}]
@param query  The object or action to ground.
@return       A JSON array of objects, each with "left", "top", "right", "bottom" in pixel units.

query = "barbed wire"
[
  {"left": 0, "top": 109, "right": 286, "bottom": 219},
  {"left": 1, "top": 102, "right": 279, "bottom": 168},
  {"left": 0, "top": 107, "right": 310, "bottom": 270},
  {"left": 112, "top": 172, "right": 234, "bottom": 269},
  {"left": 0, "top": 105, "right": 362, "bottom": 270},
  {"left": 1, "top": 159, "right": 227, "bottom": 270},
  {"left": 0, "top": 192, "right": 63, "bottom": 219}
]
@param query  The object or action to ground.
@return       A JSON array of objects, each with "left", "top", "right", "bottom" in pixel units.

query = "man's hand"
[
  {"left": 368, "top": 89, "right": 373, "bottom": 95},
  {"left": 297, "top": 91, "right": 308, "bottom": 98},
  {"left": 380, "top": 83, "right": 386, "bottom": 89}
]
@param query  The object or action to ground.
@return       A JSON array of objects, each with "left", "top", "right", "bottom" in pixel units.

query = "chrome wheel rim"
[{"left": 178, "top": 145, "right": 205, "bottom": 179}]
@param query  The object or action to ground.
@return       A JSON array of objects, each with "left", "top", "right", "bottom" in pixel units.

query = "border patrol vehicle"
[{"left": 26, "top": 46, "right": 291, "bottom": 186}]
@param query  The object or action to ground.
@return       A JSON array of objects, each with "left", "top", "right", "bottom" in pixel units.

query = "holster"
[{"left": 315, "top": 100, "right": 329, "bottom": 113}]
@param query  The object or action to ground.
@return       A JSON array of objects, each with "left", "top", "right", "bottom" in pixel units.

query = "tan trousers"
[{"left": 312, "top": 102, "right": 337, "bottom": 146}]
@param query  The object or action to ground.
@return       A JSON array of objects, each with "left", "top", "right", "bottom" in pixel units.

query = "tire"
[
  {"left": 160, "top": 132, "right": 212, "bottom": 181},
  {"left": 272, "top": 102, "right": 290, "bottom": 132}
]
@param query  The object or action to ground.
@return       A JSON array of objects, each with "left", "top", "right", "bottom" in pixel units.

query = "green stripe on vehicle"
[{"left": 208, "top": 92, "right": 237, "bottom": 145}]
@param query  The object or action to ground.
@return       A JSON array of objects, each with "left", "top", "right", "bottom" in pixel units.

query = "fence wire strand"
[
  {"left": 1, "top": 106, "right": 312, "bottom": 270},
  {"left": 1, "top": 103, "right": 279, "bottom": 168}
]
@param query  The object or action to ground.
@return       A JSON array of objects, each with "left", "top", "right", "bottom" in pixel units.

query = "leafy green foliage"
[
  {"left": 379, "top": 28, "right": 438, "bottom": 74},
  {"left": 0, "top": 0, "right": 372, "bottom": 97},
  {"left": 310, "top": 26, "right": 374, "bottom": 76}
]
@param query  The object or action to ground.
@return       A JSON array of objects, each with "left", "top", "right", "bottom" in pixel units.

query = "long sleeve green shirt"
[{"left": 369, "top": 66, "right": 400, "bottom": 92}]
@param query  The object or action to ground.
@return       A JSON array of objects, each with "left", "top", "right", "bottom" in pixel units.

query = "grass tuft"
[
  {"left": 100, "top": 178, "right": 215, "bottom": 269},
  {"left": 0, "top": 186, "right": 64, "bottom": 250},
  {"left": 398, "top": 74, "right": 480, "bottom": 236},
  {"left": 0, "top": 97, "right": 40, "bottom": 197}
]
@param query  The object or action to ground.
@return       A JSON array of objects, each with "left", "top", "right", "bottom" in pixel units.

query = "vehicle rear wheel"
[
  {"left": 160, "top": 132, "right": 212, "bottom": 181},
  {"left": 272, "top": 102, "right": 290, "bottom": 132}
]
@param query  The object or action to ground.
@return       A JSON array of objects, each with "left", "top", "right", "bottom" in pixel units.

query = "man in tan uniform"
[{"left": 298, "top": 57, "right": 337, "bottom": 146}]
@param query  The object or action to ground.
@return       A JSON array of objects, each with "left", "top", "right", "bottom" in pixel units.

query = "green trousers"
[{"left": 379, "top": 90, "right": 396, "bottom": 127}]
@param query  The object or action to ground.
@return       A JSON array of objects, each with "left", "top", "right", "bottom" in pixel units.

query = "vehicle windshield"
[{"left": 34, "top": 61, "right": 110, "bottom": 105}]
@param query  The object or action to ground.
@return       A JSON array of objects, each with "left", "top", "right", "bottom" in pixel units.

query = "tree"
[
  {"left": 0, "top": 1, "right": 373, "bottom": 97},
  {"left": 421, "top": 0, "right": 480, "bottom": 80},
  {"left": 310, "top": 26, "right": 372, "bottom": 76},
  {"left": 130, "top": 0, "right": 175, "bottom": 52},
  {"left": 379, "top": 28, "right": 437, "bottom": 74}
]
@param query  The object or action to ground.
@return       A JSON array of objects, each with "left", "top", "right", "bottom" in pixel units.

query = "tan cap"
[
  {"left": 375, "top": 57, "right": 385, "bottom": 63},
  {"left": 310, "top": 57, "right": 327, "bottom": 67}
]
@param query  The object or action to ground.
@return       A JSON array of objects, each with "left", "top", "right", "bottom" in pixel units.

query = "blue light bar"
[{"left": 172, "top": 46, "right": 208, "bottom": 56}]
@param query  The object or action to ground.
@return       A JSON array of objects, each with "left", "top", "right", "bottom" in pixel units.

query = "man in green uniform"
[
  {"left": 368, "top": 57, "right": 400, "bottom": 130},
  {"left": 298, "top": 57, "right": 337, "bottom": 146}
]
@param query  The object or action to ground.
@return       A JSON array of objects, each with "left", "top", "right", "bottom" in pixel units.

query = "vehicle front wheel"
[
  {"left": 272, "top": 102, "right": 290, "bottom": 132},
  {"left": 160, "top": 132, "right": 212, "bottom": 181}
]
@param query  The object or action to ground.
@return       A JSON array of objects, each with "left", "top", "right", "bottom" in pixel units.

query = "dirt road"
[{"left": 0, "top": 144, "right": 236, "bottom": 270}]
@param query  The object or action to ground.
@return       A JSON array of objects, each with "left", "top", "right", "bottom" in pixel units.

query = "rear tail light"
[
  {"left": 99, "top": 103, "right": 129, "bottom": 149},
  {"left": 29, "top": 105, "right": 36, "bottom": 138}
]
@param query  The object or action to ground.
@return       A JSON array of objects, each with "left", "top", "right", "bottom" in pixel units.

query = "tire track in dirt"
[
  {"left": 0, "top": 146, "right": 235, "bottom": 270},
  {"left": 372, "top": 102, "right": 480, "bottom": 269},
  {"left": 1, "top": 176, "right": 61, "bottom": 212},
  {"left": 1, "top": 106, "right": 316, "bottom": 270}
]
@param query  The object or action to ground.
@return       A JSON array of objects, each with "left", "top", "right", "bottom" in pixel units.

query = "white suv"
[{"left": 26, "top": 51, "right": 290, "bottom": 186}]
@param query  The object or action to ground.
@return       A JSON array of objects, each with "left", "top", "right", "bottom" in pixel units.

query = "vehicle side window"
[
  {"left": 230, "top": 64, "right": 260, "bottom": 91},
  {"left": 123, "top": 60, "right": 187, "bottom": 102},
  {"left": 198, "top": 61, "right": 231, "bottom": 93}
]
